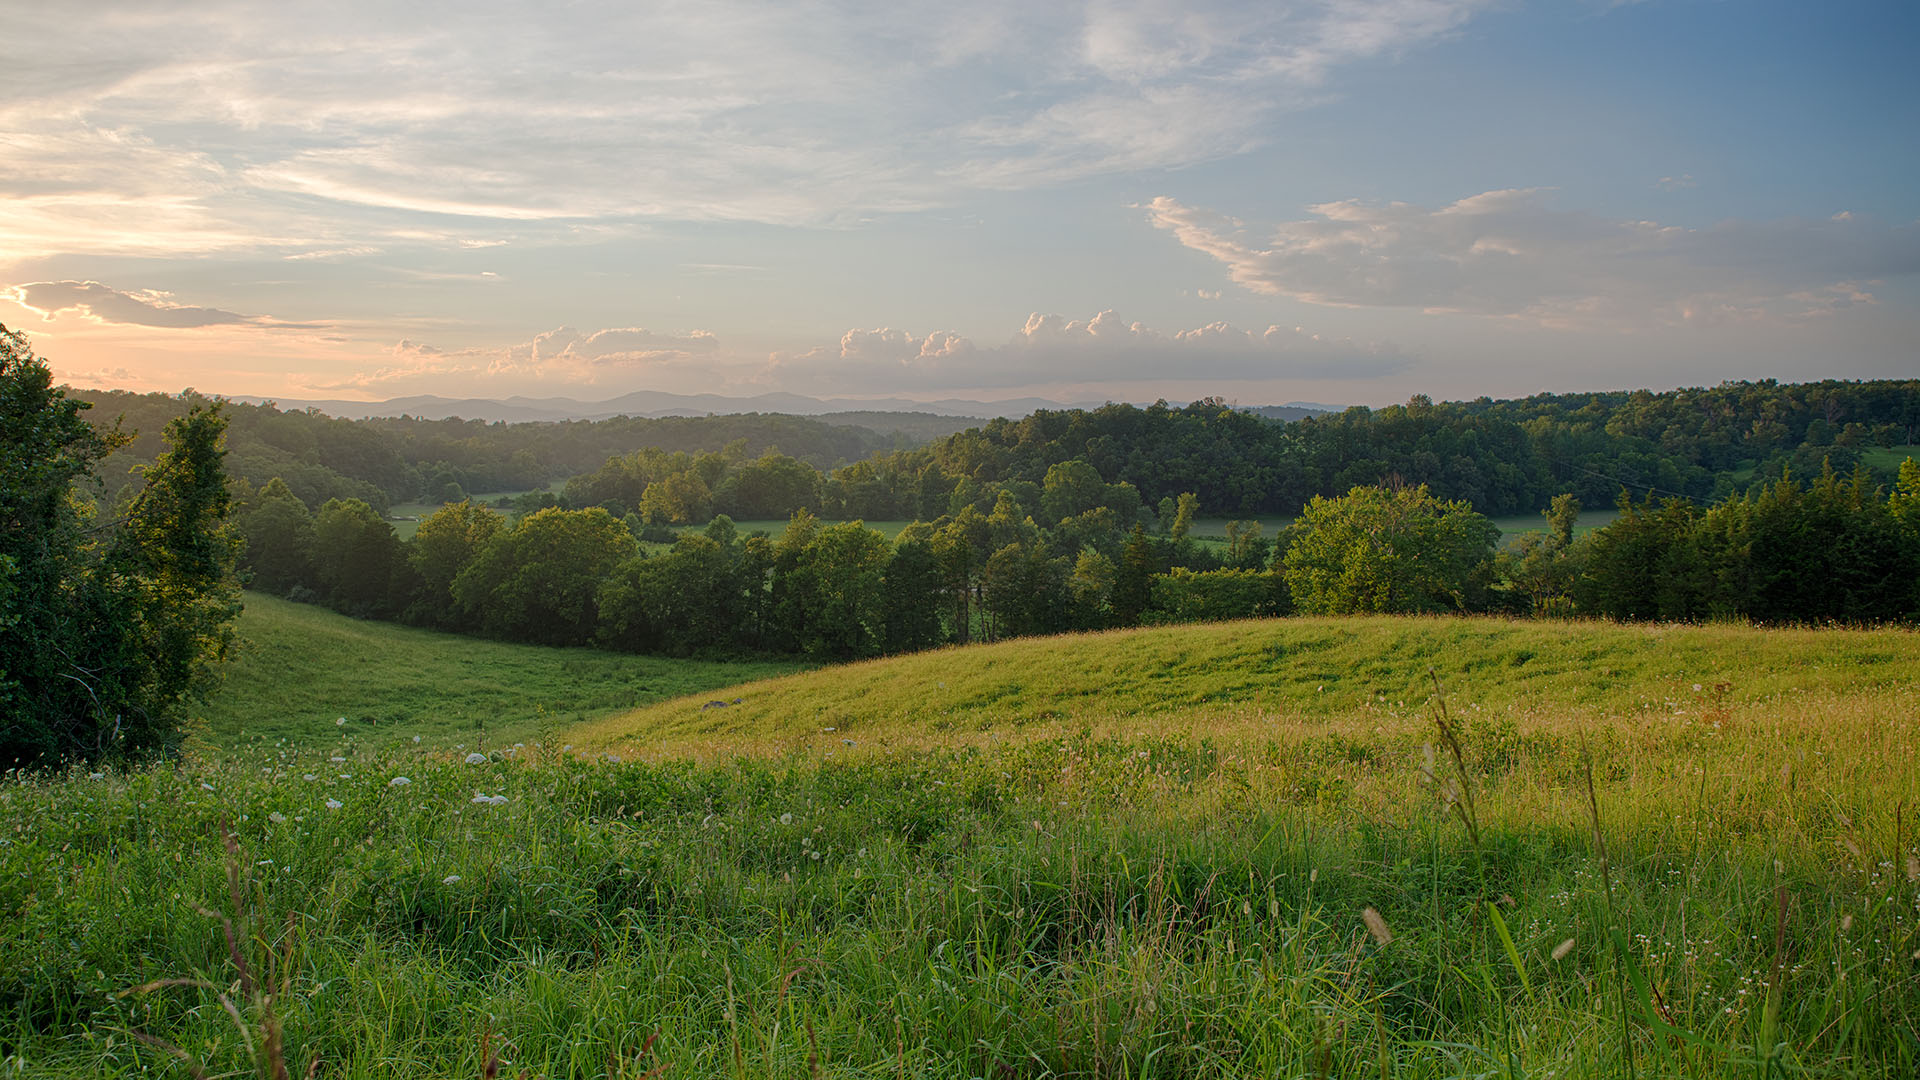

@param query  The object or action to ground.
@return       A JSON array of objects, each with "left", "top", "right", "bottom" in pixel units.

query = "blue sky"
[{"left": 2, "top": 0, "right": 1914, "bottom": 405}]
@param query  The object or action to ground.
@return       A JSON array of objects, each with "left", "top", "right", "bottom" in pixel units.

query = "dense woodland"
[
  {"left": 66, "top": 388, "right": 956, "bottom": 515},
  {"left": 71, "top": 380, "right": 1920, "bottom": 526}
]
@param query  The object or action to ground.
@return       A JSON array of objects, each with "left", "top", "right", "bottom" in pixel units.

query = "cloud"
[
  {"left": 0, "top": 1, "right": 1497, "bottom": 257},
  {"left": 1145, "top": 191, "right": 1920, "bottom": 326},
  {"left": 322, "top": 324, "right": 721, "bottom": 392},
  {"left": 5, "top": 279, "right": 291, "bottom": 328},
  {"left": 769, "top": 309, "right": 1403, "bottom": 390},
  {"left": 1655, "top": 174, "right": 1696, "bottom": 191}
]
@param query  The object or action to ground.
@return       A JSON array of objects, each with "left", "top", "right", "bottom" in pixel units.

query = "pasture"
[{"left": 1, "top": 606, "right": 1915, "bottom": 1076}]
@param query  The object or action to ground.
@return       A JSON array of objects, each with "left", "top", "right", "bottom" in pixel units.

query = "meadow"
[{"left": 1, "top": 603, "right": 1916, "bottom": 1077}]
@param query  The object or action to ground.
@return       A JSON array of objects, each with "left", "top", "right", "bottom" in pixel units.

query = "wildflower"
[
  {"left": 1552, "top": 938, "right": 1577, "bottom": 961},
  {"left": 1361, "top": 907, "right": 1393, "bottom": 945},
  {"left": 443, "top": 875, "right": 461, "bottom": 885},
  {"left": 335, "top": 717, "right": 346, "bottom": 726},
  {"left": 325, "top": 799, "right": 343, "bottom": 810},
  {"left": 412, "top": 735, "right": 421, "bottom": 744},
  {"left": 471, "top": 793, "right": 508, "bottom": 806},
  {"left": 465, "top": 752, "right": 488, "bottom": 765},
  {"left": 780, "top": 812, "right": 793, "bottom": 825},
  {"left": 389, "top": 776, "right": 411, "bottom": 787},
  {"left": 268, "top": 812, "right": 288, "bottom": 824}
]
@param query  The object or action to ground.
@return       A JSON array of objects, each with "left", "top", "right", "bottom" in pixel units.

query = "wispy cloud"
[
  {"left": 1146, "top": 191, "right": 1920, "bottom": 326},
  {"left": 0, "top": 1, "right": 1494, "bottom": 259}
]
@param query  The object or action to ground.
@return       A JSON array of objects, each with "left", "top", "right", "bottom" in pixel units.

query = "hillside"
[
  {"left": 573, "top": 615, "right": 1920, "bottom": 757},
  {"left": 195, "top": 593, "right": 806, "bottom": 749}
]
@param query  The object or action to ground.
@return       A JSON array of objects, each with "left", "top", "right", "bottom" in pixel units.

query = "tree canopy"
[{"left": 0, "top": 327, "right": 241, "bottom": 766}]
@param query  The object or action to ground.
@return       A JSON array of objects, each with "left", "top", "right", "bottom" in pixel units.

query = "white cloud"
[
  {"left": 4, "top": 279, "right": 312, "bottom": 329},
  {"left": 769, "top": 309, "right": 1402, "bottom": 390},
  {"left": 1145, "top": 191, "right": 1920, "bottom": 326},
  {"left": 322, "top": 325, "right": 721, "bottom": 392},
  {"left": 0, "top": 1, "right": 1495, "bottom": 257}
]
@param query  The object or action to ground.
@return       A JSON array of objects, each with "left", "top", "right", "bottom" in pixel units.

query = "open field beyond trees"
[{"left": 3, "top": 602, "right": 1917, "bottom": 1077}]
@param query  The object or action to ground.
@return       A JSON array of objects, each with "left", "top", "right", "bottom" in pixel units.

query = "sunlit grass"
[{"left": 4, "top": 612, "right": 1916, "bottom": 1076}]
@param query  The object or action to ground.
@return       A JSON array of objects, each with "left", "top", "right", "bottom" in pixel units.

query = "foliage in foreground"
[
  {"left": 0, "top": 326, "right": 241, "bottom": 768},
  {"left": 3, "top": 652, "right": 1916, "bottom": 1077}
]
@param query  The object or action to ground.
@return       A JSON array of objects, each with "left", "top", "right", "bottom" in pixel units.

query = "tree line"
[
  {"left": 72, "top": 380, "right": 1920, "bottom": 534},
  {"left": 64, "top": 387, "right": 957, "bottom": 517},
  {"left": 239, "top": 450, "right": 1920, "bottom": 665}
]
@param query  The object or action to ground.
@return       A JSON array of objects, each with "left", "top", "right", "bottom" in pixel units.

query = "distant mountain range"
[{"left": 227, "top": 389, "right": 1338, "bottom": 424}]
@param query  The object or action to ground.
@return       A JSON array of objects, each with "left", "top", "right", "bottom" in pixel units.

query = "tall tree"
[
  {"left": 1, "top": 327, "right": 240, "bottom": 765},
  {"left": 235, "top": 477, "right": 315, "bottom": 595}
]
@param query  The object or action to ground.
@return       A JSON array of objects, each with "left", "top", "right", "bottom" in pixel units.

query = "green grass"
[
  {"left": 194, "top": 593, "right": 806, "bottom": 751},
  {"left": 575, "top": 615, "right": 1913, "bottom": 758},
  {"left": 1859, "top": 445, "right": 1920, "bottom": 475},
  {"left": 388, "top": 483, "right": 566, "bottom": 539},
  {"left": 5, "top": 614, "right": 1918, "bottom": 1076}
]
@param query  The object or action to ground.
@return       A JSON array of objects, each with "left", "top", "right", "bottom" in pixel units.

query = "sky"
[{"left": 2, "top": 0, "right": 1916, "bottom": 408}]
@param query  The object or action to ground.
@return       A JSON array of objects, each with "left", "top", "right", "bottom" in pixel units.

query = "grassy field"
[
  {"left": 193, "top": 593, "right": 807, "bottom": 750},
  {"left": 3, "top": 610, "right": 1917, "bottom": 1077}
]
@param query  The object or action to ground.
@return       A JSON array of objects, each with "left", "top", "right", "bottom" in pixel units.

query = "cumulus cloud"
[
  {"left": 4, "top": 280, "right": 312, "bottom": 329},
  {"left": 1145, "top": 191, "right": 1920, "bottom": 326},
  {"left": 769, "top": 309, "right": 1402, "bottom": 390}
]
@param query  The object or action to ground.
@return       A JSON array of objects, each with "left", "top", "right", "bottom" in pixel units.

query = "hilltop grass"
[
  {"left": 573, "top": 615, "right": 1919, "bottom": 759},
  {"left": 195, "top": 593, "right": 805, "bottom": 751},
  {"left": 3, "top": 615, "right": 1917, "bottom": 1077}
]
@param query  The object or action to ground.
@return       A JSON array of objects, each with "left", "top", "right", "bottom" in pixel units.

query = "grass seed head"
[{"left": 1361, "top": 907, "right": 1392, "bottom": 945}]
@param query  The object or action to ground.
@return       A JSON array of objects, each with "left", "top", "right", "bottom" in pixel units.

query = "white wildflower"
[
  {"left": 443, "top": 875, "right": 461, "bottom": 884},
  {"left": 388, "top": 776, "right": 411, "bottom": 787},
  {"left": 465, "top": 752, "right": 488, "bottom": 765},
  {"left": 325, "top": 799, "right": 343, "bottom": 810},
  {"left": 268, "top": 812, "right": 287, "bottom": 824}
]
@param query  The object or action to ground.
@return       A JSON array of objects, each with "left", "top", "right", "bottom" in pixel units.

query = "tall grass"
[{"left": 3, "top": 614, "right": 1915, "bottom": 1076}]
